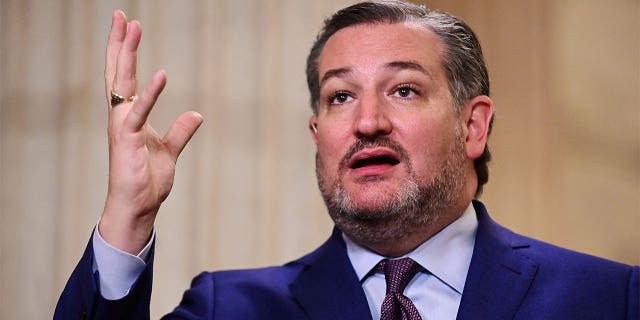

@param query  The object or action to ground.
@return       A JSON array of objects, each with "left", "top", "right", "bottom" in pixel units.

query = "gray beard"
[{"left": 316, "top": 128, "right": 467, "bottom": 246}]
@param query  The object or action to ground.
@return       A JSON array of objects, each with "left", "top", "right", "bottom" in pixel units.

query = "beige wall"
[{"left": 0, "top": 0, "right": 637, "bottom": 318}]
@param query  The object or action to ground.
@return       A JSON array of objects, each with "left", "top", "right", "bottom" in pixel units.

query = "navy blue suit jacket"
[{"left": 55, "top": 201, "right": 639, "bottom": 319}]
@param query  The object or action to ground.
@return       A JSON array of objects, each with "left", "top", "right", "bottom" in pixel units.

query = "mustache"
[{"left": 338, "top": 136, "right": 411, "bottom": 171}]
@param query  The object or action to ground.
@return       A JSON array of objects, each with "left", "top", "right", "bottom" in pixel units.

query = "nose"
[{"left": 354, "top": 94, "right": 392, "bottom": 138}]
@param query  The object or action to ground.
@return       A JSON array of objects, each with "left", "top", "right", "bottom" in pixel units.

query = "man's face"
[{"left": 310, "top": 22, "right": 470, "bottom": 245}]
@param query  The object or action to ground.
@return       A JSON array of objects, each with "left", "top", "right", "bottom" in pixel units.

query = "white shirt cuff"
[{"left": 91, "top": 223, "right": 154, "bottom": 300}]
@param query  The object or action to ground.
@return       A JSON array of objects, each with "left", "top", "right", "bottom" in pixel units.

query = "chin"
[{"left": 343, "top": 186, "right": 402, "bottom": 210}]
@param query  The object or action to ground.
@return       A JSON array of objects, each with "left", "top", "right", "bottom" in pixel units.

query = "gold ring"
[{"left": 110, "top": 90, "right": 136, "bottom": 107}]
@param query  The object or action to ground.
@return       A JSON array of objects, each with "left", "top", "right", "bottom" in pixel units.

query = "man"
[{"left": 55, "top": 1, "right": 639, "bottom": 319}]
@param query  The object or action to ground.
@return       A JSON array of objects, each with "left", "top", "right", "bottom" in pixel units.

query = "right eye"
[{"left": 328, "top": 91, "right": 354, "bottom": 105}]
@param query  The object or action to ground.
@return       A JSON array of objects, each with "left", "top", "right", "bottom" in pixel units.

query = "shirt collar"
[{"left": 343, "top": 203, "right": 478, "bottom": 294}]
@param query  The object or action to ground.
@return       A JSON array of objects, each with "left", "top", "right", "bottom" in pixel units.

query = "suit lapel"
[
  {"left": 289, "top": 228, "right": 372, "bottom": 320},
  {"left": 290, "top": 202, "right": 539, "bottom": 319},
  {"left": 456, "top": 201, "right": 539, "bottom": 319}
]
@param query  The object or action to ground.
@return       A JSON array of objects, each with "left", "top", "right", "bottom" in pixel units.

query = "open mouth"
[
  {"left": 351, "top": 156, "right": 400, "bottom": 169},
  {"left": 348, "top": 148, "right": 401, "bottom": 172}
]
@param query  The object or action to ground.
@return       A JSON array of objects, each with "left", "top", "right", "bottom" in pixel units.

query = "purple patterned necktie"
[{"left": 378, "top": 258, "right": 423, "bottom": 320}]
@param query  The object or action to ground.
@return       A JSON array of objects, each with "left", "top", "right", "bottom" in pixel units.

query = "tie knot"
[{"left": 378, "top": 257, "right": 421, "bottom": 294}]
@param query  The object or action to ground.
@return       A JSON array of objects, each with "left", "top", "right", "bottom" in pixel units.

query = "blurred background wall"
[{"left": 1, "top": 0, "right": 638, "bottom": 318}]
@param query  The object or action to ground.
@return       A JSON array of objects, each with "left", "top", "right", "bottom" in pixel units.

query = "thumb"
[{"left": 163, "top": 111, "right": 204, "bottom": 160}]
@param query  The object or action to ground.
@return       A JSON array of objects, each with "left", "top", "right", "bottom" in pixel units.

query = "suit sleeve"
[{"left": 53, "top": 231, "right": 155, "bottom": 320}]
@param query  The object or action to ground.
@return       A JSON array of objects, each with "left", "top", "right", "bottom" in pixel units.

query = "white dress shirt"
[
  {"left": 92, "top": 223, "right": 153, "bottom": 300},
  {"left": 344, "top": 203, "right": 477, "bottom": 319}
]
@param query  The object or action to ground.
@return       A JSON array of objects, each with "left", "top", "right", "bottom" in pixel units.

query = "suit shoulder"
[
  {"left": 499, "top": 230, "right": 639, "bottom": 318},
  {"left": 166, "top": 263, "right": 307, "bottom": 319},
  {"left": 206, "top": 260, "right": 306, "bottom": 289},
  {"left": 497, "top": 227, "right": 638, "bottom": 304},
  {"left": 507, "top": 230, "right": 634, "bottom": 272},
  {"left": 473, "top": 201, "right": 635, "bottom": 273}
]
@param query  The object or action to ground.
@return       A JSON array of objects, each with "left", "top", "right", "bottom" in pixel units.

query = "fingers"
[
  {"left": 163, "top": 111, "right": 204, "bottom": 160},
  {"left": 123, "top": 70, "right": 167, "bottom": 133},
  {"left": 105, "top": 10, "right": 141, "bottom": 105},
  {"left": 105, "top": 10, "right": 127, "bottom": 102},
  {"left": 121, "top": 69, "right": 203, "bottom": 159},
  {"left": 105, "top": 11, "right": 203, "bottom": 160},
  {"left": 113, "top": 20, "right": 141, "bottom": 99}
]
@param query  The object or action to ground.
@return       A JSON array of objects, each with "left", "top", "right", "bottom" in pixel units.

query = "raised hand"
[{"left": 99, "top": 10, "right": 203, "bottom": 254}]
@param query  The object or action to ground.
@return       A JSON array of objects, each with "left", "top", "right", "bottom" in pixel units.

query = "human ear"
[
  {"left": 309, "top": 116, "right": 319, "bottom": 143},
  {"left": 462, "top": 96, "right": 493, "bottom": 159}
]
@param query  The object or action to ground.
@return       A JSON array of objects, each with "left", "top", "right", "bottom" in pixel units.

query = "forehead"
[{"left": 318, "top": 22, "right": 445, "bottom": 78}]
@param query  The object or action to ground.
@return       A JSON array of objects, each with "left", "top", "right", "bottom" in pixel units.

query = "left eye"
[{"left": 392, "top": 86, "right": 417, "bottom": 98}]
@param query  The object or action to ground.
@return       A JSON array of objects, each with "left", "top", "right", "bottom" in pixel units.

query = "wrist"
[{"left": 99, "top": 208, "right": 155, "bottom": 255}]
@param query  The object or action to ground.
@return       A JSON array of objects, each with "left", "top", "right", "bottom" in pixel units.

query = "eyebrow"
[
  {"left": 319, "top": 60, "right": 432, "bottom": 87},
  {"left": 320, "top": 67, "right": 352, "bottom": 87}
]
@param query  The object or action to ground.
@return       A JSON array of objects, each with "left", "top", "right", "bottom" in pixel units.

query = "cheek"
[
  {"left": 401, "top": 122, "right": 457, "bottom": 178},
  {"left": 315, "top": 121, "right": 352, "bottom": 166},
  {"left": 315, "top": 136, "right": 343, "bottom": 180}
]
